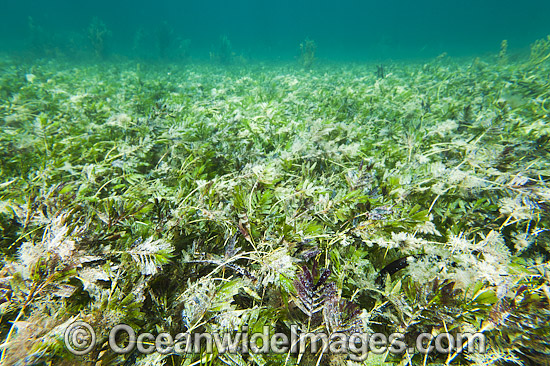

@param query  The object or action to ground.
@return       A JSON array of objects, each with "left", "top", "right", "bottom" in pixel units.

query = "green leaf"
[{"left": 472, "top": 289, "right": 497, "bottom": 305}]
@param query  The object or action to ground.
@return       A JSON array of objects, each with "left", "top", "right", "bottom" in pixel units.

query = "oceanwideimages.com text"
[{"left": 65, "top": 321, "right": 486, "bottom": 360}]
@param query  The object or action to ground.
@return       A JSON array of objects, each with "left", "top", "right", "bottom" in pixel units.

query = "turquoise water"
[{"left": 1, "top": 0, "right": 549, "bottom": 60}]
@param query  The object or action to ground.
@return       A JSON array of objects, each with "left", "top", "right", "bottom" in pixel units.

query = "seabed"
[{"left": 0, "top": 40, "right": 549, "bottom": 365}]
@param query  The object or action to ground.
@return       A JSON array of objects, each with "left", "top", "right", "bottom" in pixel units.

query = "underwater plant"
[
  {"left": 376, "top": 64, "right": 385, "bottom": 78},
  {"left": 498, "top": 40, "right": 508, "bottom": 63},
  {"left": 87, "top": 17, "right": 111, "bottom": 59},
  {"left": 210, "top": 35, "right": 235, "bottom": 65},
  {"left": 529, "top": 34, "right": 550, "bottom": 65},
  {"left": 157, "top": 21, "right": 173, "bottom": 59},
  {"left": 299, "top": 38, "right": 317, "bottom": 69},
  {"left": 27, "top": 17, "right": 49, "bottom": 56},
  {"left": 0, "top": 40, "right": 549, "bottom": 365}
]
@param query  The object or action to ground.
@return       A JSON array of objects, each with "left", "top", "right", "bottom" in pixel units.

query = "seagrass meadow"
[{"left": 1, "top": 38, "right": 550, "bottom": 366}]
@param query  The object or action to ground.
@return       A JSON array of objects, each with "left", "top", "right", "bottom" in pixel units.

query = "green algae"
[{"left": 0, "top": 39, "right": 549, "bottom": 365}]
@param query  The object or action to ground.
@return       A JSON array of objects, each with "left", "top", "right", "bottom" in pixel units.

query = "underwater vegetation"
[
  {"left": 87, "top": 17, "right": 111, "bottom": 59},
  {"left": 210, "top": 35, "right": 236, "bottom": 65},
  {"left": 299, "top": 38, "right": 317, "bottom": 69},
  {"left": 529, "top": 35, "right": 550, "bottom": 66},
  {"left": 157, "top": 22, "right": 174, "bottom": 59},
  {"left": 0, "top": 35, "right": 549, "bottom": 366}
]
